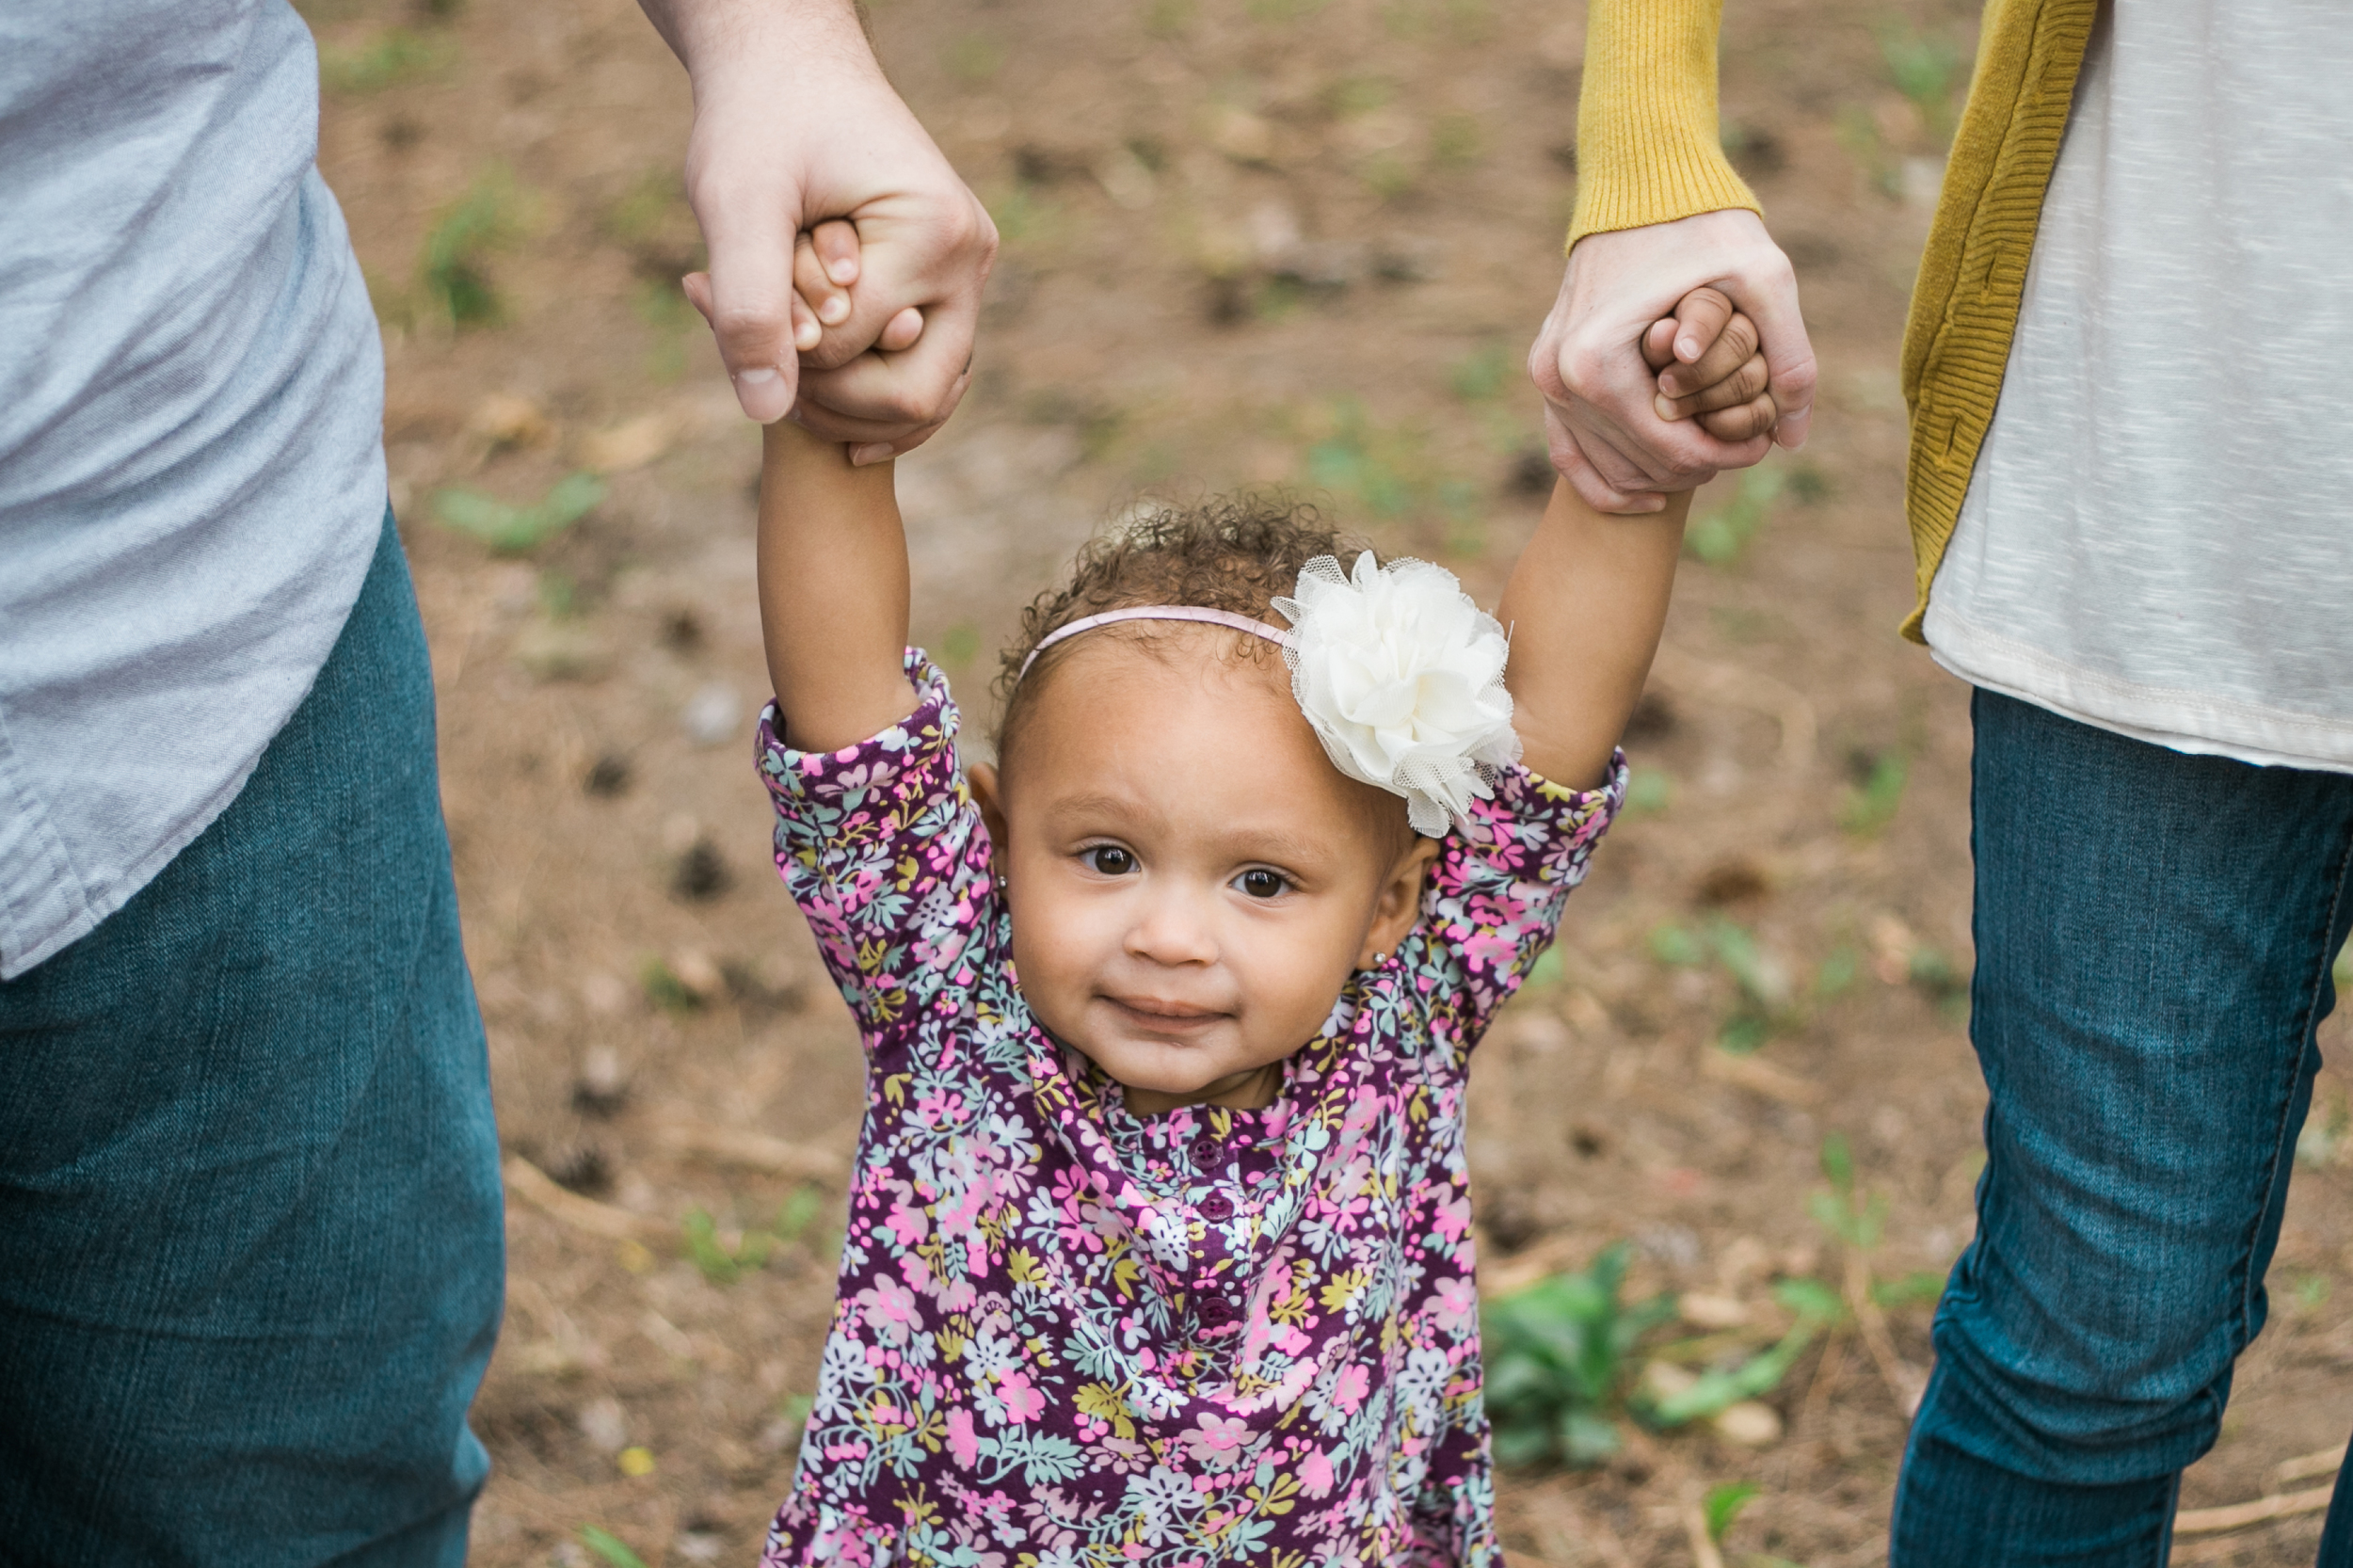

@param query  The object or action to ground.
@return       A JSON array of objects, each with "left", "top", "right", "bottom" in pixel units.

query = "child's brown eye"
[
  {"left": 1237, "top": 869, "right": 1287, "bottom": 900},
  {"left": 1085, "top": 846, "right": 1136, "bottom": 876}
]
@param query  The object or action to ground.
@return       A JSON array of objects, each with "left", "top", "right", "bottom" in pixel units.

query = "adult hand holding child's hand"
[
  {"left": 638, "top": 0, "right": 998, "bottom": 460},
  {"left": 1528, "top": 209, "right": 1817, "bottom": 513}
]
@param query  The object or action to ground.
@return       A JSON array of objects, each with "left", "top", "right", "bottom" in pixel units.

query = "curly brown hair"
[{"left": 992, "top": 492, "right": 1367, "bottom": 755}]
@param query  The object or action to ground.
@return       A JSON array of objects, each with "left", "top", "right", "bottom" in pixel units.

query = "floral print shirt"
[{"left": 756, "top": 654, "right": 1623, "bottom": 1568}]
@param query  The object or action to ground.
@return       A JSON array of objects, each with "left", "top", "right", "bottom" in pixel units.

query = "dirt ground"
[{"left": 303, "top": 0, "right": 2353, "bottom": 1560}]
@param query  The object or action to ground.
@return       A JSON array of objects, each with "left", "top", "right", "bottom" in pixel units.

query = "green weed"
[
  {"left": 1813, "top": 945, "right": 1860, "bottom": 1000},
  {"left": 1836, "top": 750, "right": 1907, "bottom": 836},
  {"left": 319, "top": 27, "right": 455, "bottom": 94},
  {"left": 1879, "top": 22, "right": 1965, "bottom": 145},
  {"left": 1834, "top": 105, "right": 1904, "bottom": 200},
  {"left": 430, "top": 472, "right": 602, "bottom": 554},
  {"left": 1705, "top": 1481, "right": 1760, "bottom": 1544},
  {"left": 579, "top": 1525, "right": 648, "bottom": 1568},
  {"left": 937, "top": 622, "right": 983, "bottom": 669},
  {"left": 418, "top": 167, "right": 524, "bottom": 328},
  {"left": 681, "top": 1208, "right": 773, "bottom": 1286},
  {"left": 1685, "top": 466, "right": 1785, "bottom": 566},
  {"left": 639, "top": 954, "right": 703, "bottom": 1014},
  {"left": 1652, "top": 918, "right": 1793, "bottom": 1052},
  {"left": 1632, "top": 1315, "right": 1822, "bottom": 1428},
  {"left": 1482, "top": 1241, "right": 1677, "bottom": 1465},
  {"left": 943, "top": 35, "right": 1005, "bottom": 84},
  {"left": 1625, "top": 769, "right": 1673, "bottom": 815},
  {"left": 1449, "top": 343, "right": 1513, "bottom": 404},
  {"left": 1433, "top": 113, "right": 1484, "bottom": 168}
]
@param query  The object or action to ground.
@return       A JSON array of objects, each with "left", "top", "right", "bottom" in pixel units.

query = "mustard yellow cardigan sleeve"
[{"left": 1565, "top": 0, "right": 1760, "bottom": 249}]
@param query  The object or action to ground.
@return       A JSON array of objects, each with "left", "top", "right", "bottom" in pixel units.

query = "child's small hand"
[
  {"left": 1641, "top": 285, "right": 1778, "bottom": 443},
  {"left": 791, "top": 218, "right": 926, "bottom": 358}
]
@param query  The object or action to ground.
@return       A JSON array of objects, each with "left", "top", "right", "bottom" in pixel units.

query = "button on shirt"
[{"left": 0, "top": 0, "right": 387, "bottom": 975}]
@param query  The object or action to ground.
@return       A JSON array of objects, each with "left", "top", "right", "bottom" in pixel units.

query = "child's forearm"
[
  {"left": 757, "top": 421, "right": 919, "bottom": 751},
  {"left": 1497, "top": 478, "right": 1689, "bottom": 790}
]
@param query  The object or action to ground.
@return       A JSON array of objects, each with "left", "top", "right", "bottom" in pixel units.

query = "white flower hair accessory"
[{"left": 1273, "top": 552, "right": 1521, "bottom": 837}]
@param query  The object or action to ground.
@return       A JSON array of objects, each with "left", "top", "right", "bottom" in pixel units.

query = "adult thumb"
[{"left": 692, "top": 195, "right": 805, "bottom": 424}]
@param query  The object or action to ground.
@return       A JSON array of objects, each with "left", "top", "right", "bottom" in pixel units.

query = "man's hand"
[
  {"left": 1528, "top": 208, "right": 1817, "bottom": 513},
  {"left": 642, "top": 0, "right": 997, "bottom": 460}
]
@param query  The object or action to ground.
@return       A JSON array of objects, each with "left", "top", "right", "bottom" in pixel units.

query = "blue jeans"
[
  {"left": 0, "top": 512, "right": 504, "bottom": 1565},
  {"left": 1892, "top": 689, "right": 2353, "bottom": 1566}
]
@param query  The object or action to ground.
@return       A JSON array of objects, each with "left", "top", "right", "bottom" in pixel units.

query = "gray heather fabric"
[
  {"left": 0, "top": 0, "right": 387, "bottom": 976},
  {"left": 1924, "top": 1, "right": 2353, "bottom": 773}
]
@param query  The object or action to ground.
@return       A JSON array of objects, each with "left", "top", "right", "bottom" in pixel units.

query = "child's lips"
[{"left": 1104, "top": 995, "right": 1228, "bottom": 1034}]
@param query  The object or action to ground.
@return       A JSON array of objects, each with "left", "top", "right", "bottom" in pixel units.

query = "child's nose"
[{"left": 1125, "top": 887, "right": 1219, "bottom": 967}]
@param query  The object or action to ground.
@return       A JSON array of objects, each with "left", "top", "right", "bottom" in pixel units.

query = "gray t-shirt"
[
  {"left": 1923, "top": 1, "right": 2353, "bottom": 773},
  {"left": 0, "top": 0, "right": 386, "bottom": 976}
]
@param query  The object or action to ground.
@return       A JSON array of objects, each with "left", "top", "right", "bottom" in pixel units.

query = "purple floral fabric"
[{"left": 755, "top": 652, "right": 1623, "bottom": 1567}]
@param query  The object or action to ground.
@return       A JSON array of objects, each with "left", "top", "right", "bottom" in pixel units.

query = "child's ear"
[
  {"left": 1358, "top": 834, "right": 1442, "bottom": 968},
  {"left": 968, "top": 760, "right": 1011, "bottom": 863}
]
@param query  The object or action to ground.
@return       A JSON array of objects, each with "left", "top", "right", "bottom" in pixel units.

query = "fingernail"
[
  {"left": 828, "top": 259, "right": 856, "bottom": 285},
  {"left": 819, "top": 296, "right": 850, "bottom": 325},
  {"left": 736, "top": 366, "right": 779, "bottom": 385},
  {"left": 1678, "top": 336, "right": 1700, "bottom": 360},
  {"left": 795, "top": 321, "right": 821, "bottom": 351},
  {"left": 1654, "top": 393, "right": 1679, "bottom": 422}
]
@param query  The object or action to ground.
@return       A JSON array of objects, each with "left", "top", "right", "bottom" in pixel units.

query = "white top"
[
  {"left": 0, "top": 0, "right": 387, "bottom": 976},
  {"left": 1922, "top": 0, "right": 2353, "bottom": 774}
]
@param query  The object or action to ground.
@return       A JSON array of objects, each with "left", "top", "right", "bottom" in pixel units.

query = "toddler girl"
[{"left": 753, "top": 244, "right": 1758, "bottom": 1566}]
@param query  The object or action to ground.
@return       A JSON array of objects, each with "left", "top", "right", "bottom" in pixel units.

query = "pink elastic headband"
[{"left": 1016, "top": 605, "right": 1294, "bottom": 681}]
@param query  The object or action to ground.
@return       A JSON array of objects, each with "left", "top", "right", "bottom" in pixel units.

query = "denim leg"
[
  {"left": 1890, "top": 689, "right": 2353, "bottom": 1568},
  {"left": 0, "top": 512, "right": 504, "bottom": 1566}
]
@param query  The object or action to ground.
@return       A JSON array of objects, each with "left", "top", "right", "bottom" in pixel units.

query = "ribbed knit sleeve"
[{"left": 1565, "top": 0, "right": 1760, "bottom": 250}]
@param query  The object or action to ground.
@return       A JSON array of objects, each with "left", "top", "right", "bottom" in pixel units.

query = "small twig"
[
  {"left": 1701, "top": 1048, "right": 1823, "bottom": 1106},
  {"left": 504, "top": 1155, "right": 668, "bottom": 1242},
  {"left": 1846, "top": 1250, "right": 1926, "bottom": 1416},
  {"left": 2174, "top": 1482, "right": 2335, "bottom": 1535},
  {"left": 1681, "top": 1495, "right": 1727, "bottom": 1568},
  {"left": 2276, "top": 1445, "right": 2345, "bottom": 1489},
  {"left": 653, "top": 1121, "right": 842, "bottom": 1181}
]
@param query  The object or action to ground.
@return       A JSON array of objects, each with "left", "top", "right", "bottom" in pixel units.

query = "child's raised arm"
[
  {"left": 757, "top": 420, "right": 919, "bottom": 751},
  {"left": 1496, "top": 480, "right": 1688, "bottom": 792}
]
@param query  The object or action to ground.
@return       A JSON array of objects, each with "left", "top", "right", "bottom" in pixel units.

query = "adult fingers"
[
  {"left": 1669, "top": 286, "right": 1735, "bottom": 366},
  {"left": 1543, "top": 406, "right": 1670, "bottom": 515},
  {"left": 691, "top": 187, "right": 806, "bottom": 424},
  {"left": 1658, "top": 312, "right": 1761, "bottom": 400},
  {"left": 1731, "top": 255, "right": 1818, "bottom": 450}
]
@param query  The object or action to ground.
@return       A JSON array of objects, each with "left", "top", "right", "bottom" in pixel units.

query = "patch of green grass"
[
  {"left": 1879, "top": 21, "right": 1965, "bottom": 145},
  {"left": 1449, "top": 343, "right": 1513, "bottom": 404},
  {"left": 579, "top": 1526, "right": 648, "bottom": 1568},
  {"left": 1144, "top": 0, "right": 1194, "bottom": 38},
  {"left": 681, "top": 1207, "right": 773, "bottom": 1286},
  {"left": 1837, "top": 749, "right": 1908, "bottom": 837},
  {"left": 639, "top": 954, "right": 703, "bottom": 1014},
  {"left": 1483, "top": 1241, "right": 1677, "bottom": 1466},
  {"left": 430, "top": 472, "right": 602, "bottom": 554},
  {"left": 937, "top": 622, "right": 983, "bottom": 670},
  {"left": 1357, "top": 150, "right": 1418, "bottom": 200},
  {"left": 604, "top": 169, "right": 684, "bottom": 249},
  {"left": 1325, "top": 74, "right": 1397, "bottom": 117},
  {"left": 418, "top": 167, "right": 524, "bottom": 328},
  {"left": 1834, "top": 104, "right": 1904, "bottom": 200},
  {"left": 1433, "top": 113, "right": 1484, "bottom": 168},
  {"left": 1625, "top": 768, "right": 1673, "bottom": 815},
  {"left": 1813, "top": 944, "right": 1860, "bottom": 1000},
  {"left": 943, "top": 34, "right": 1004, "bottom": 84},
  {"left": 1705, "top": 1481, "right": 1761, "bottom": 1544},
  {"left": 319, "top": 26, "right": 455, "bottom": 94},
  {"left": 1685, "top": 466, "right": 1785, "bottom": 566}
]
